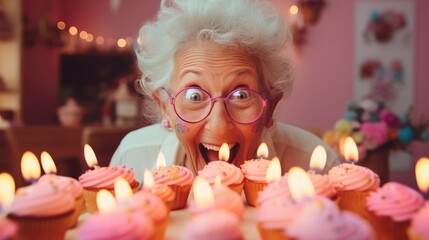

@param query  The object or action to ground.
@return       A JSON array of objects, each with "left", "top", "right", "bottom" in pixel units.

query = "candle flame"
[
  {"left": 290, "top": 5, "right": 299, "bottom": 15},
  {"left": 21, "top": 151, "right": 41, "bottom": 182},
  {"left": 0, "top": 173, "right": 15, "bottom": 210},
  {"left": 41, "top": 151, "right": 57, "bottom": 174},
  {"left": 97, "top": 189, "right": 117, "bottom": 213},
  {"left": 156, "top": 152, "right": 166, "bottom": 169},
  {"left": 257, "top": 142, "right": 269, "bottom": 159},
  {"left": 309, "top": 145, "right": 327, "bottom": 171},
  {"left": 219, "top": 143, "right": 230, "bottom": 161},
  {"left": 143, "top": 169, "right": 155, "bottom": 190},
  {"left": 114, "top": 177, "right": 133, "bottom": 202},
  {"left": 344, "top": 137, "right": 359, "bottom": 163},
  {"left": 288, "top": 167, "right": 315, "bottom": 201},
  {"left": 265, "top": 157, "right": 281, "bottom": 183},
  {"left": 215, "top": 174, "right": 222, "bottom": 187},
  {"left": 192, "top": 177, "right": 215, "bottom": 209},
  {"left": 84, "top": 144, "right": 98, "bottom": 168},
  {"left": 415, "top": 157, "right": 429, "bottom": 193}
]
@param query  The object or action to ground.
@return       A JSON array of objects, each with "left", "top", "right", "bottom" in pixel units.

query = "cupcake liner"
[
  {"left": 257, "top": 223, "right": 288, "bottom": 240},
  {"left": 366, "top": 211, "right": 410, "bottom": 240},
  {"left": 229, "top": 181, "right": 244, "bottom": 196},
  {"left": 170, "top": 184, "right": 192, "bottom": 210},
  {"left": 8, "top": 210, "right": 74, "bottom": 240},
  {"left": 407, "top": 227, "right": 424, "bottom": 240},
  {"left": 153, "top": 217, "right": 169, "bottom": 240},
  {"left": 244, "top": 179, "right": 267, "bottom": 207},
  {"left": 83, "top": 182, "right": 140, "bottom": 214},
  {"left": 336, "top": 191, "right": 372, "bottom": 220},
  {"left": 69, "top": 195, "right": 84, "bottom": 228}
]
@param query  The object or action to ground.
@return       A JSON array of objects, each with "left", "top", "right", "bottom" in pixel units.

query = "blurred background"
[{"left": 0, "top": 0, "right": 428, "bottom": 188}]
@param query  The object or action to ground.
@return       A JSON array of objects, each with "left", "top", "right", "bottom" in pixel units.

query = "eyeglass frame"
[{"left": 161, "top": 87, "right": 268, "bottom": 124}]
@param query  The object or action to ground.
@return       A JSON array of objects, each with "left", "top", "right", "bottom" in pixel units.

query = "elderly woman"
[{"left": 110, "top": 0, "right": 339, "bottom": 182}]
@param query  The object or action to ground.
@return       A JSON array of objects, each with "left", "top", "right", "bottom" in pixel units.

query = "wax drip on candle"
[
  {"left": 256, "top": 142, "right": 269, "bottom": 160},
  {"left": 84, "top": 144, "right": 99, "bottom": 170},
  {"left": 41, "top": 151, "right": 57, "bottom": 175},
  {"left": 0, "top": 173, "right": 15, "bottom": 216},
  {"left": 309, "top": 145, "right": 327, "bottom": 174},
  {"left": 21, "top": 151, "right": 41, "bottom": 185}
]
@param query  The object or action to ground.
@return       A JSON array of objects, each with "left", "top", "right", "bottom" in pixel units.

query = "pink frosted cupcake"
[
  {"left": 117, "top": 190, "right": 168, "bottom": 240},
  {"left": 408, "top": 201, "right": 429, "bottom": 240},
  {"left": 7, "top": 183, "right": 75, "bottom": 240},
  {"left": 198, "top": 161, "right": 244, "bottom": 195},
  {"left": 145, "top": 183, "right": 175, "bottom": 211},
  {"left": 240, "top": 158, "right": 271, "bottom": 206},
  {"left": 328, "top": 163, "right": 380, "bottom": 217},
  {"left": 77, "top": 209, "right": 154, "bottom": 240},
  {"left": 366, "top": 182, "right": 425, "bottom": 240},
  {"left": 0, "top": 218, "right": 17, "bottom": 240},
  {"left": 152, "top": 165, "right": 194, "bottom": 210},
  {"left": 188, "top": 184, "right": 245, "bottom": 219},
  {"left": 78, "top": 166, "right": 140, "bottom": 213},
  {"left": 307, "top": 171, "right": 337, "bottom": 200},
  {"left": 256, "top": 174, "right": 291, "bottom": 207},
  {"left": 182, "top": 209, "right": 243, "bottom": 240},
  {"left": 38, "top": 174, "right": 84, "bottom": 227}
]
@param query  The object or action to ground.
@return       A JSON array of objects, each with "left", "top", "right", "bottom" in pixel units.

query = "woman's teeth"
[{"left": 202, "top": 143, "right": 236, "bottom": 151}]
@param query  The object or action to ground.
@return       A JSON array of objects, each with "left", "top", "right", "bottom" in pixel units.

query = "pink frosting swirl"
[
  {"left": 240, "top": 159, "right": 271, "bottom": 183},
  {"left": 79, "top": 166, "right": 137, "bottom": 189},
  {"left": 117, "top": 191, "right": 167, "bottom": 224},
  {"left": 77, "top": 210, "right": 154, "bottom": 240},
  {"left": 256, "top": 194, "right": 298, "bottom": 230},
  {"left": 38, "top": 174, "right": 83, "bottom": 199},
  {"left": 188, "top": 185, "right": 244, "bottom": 218},
  {"left": 308, "top": 172, "right": 337, "bottom": 199},
  {"left": 328, "top": 163, "right": 380, "bottom": 192},
  {"left": 287, "top": 197, "right": 375, "bottom": 240},
  {"left": 0, "top": 218, "right": 17, "bottom": 239},
  {"left": 366, "top": 182, "right": 425, "bottom": 221},
  {"left": 256, "top": 174, "right": 291, "bottom": 206},
  {"left": 7, "top": 183, "right": 74, "bottom": 217},
  {"left": 410, "top": 201, "right": 429, "bottom": 237},
  {"left": 198, "top": 161, "right": 244, "bottom": 186},
  {"left": 146, "top": 183, "right": 175, "bottom": 203},
  {"left": 182, "top": 210, "right": 243, "bottom": 240},
  {"left": 152, "top": 165, "right": 194, "bottom": 186}
]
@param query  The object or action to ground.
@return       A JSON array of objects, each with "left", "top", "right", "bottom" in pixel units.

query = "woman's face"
[{"left": 160, "top": 43, "right": 271, "bottom": 170}]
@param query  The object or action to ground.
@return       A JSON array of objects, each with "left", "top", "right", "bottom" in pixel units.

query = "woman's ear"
[{"left": 265, "top": 92, "right": 283, "bottom": 128}]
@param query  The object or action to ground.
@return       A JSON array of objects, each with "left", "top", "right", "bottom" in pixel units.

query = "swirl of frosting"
[
  {"left": 182, "top": 210, "right": 243, "bottom": 240},
  {"left": 149, "top": 183, "right": 175, "bottom": 203},
  {"left": 8, "top": 183, "right": 74, "bottom": 217},
  {"left": 256, "top": 174, "right": 291, "bottom": 206},
  {"left": 256, "top": 194, "right": 298, "bottom": 230},
  {"left": 38, "top": 174, "right": 83, "bottom": 199},
  {"left": 77, "top": 210, "right": 154, "bottom": 240},
  {"left": 152, "top": 165, "right": 194, "bottom": 186},
  {"left": 328, "top": 163, "right": 380, "bottom": 191},
  {"left": 287, "top": 197, "right": 375, "bottom": 240},
  {"left": 79, "top": 166, "right": 137, "bottom": 189},
  {"left": 198, "top": 161, "right": 244, "bottom": 186},
  {"left": 117, "top": 191, "right": 168, "bottom": 224},
  {"left": 366, "top": 182, "right": 425, "bottom": 221},
  {"left": 240, "top": 159, "right": 271, "bottom": 183},
  {"left": 308, "top": 172, "right": 337, "bottom": 199},
  {"left": 188, "top": 184, "right": 244, "bottom": 218},
  {"left": 410, "top": 201, "right": 429, "bottom": 237}
]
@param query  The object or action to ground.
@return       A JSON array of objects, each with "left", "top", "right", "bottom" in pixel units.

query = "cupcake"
[
  {"left": 366, "top": 182, "right": 425, "bottom": 240},
  {"left": 78, "top": 166, "right": 140, "bottom": 213},
  {"left": 408, "top": 201, "right": 429, "bottom": 240},
  {"left": 256, "top": 174, "right": 291, "bottom": 207},
  {"left": 7, "top": 183, "right": 75, "bottom": 240},
  {"left": 240, "top": 158, "right": 271, "bottom": 207},
  {"left": 0, "top": 218, "right": 17, "bottom": 240},
  {"left": 38, "top": 174, "right": 84, "bottom": 228},
  {"left": 152, "top": 165, "right": 194, "bottom": 210},
  {"left": 328, "top": 163, "right": 380, "bottom": 217},
  {"left": 117, "top": 190, "right": 169, "bottom": 240},
  {"left": 181, "top": 210, "right": 243, "bottom": 240},
  {"left": 286, "top": 196, "right": 375, "bottom": 239},
  {"left": 142, "top": 169, "right": 175, "bottom": 211},
  {"left": 188, "top": 184, "right": 245, "bottom": 219},
  {"left": 77, "top": 209, "right": 154, "bottom": 240},
  {"left": 198, "top": 161, "right": 244, "bottom": 195}
]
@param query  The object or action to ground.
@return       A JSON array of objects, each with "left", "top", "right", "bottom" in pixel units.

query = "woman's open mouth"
[{"left": 199, "top": 143, "right": 240, "bottom": 164}]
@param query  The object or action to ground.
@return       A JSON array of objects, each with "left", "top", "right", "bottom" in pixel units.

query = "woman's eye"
[
  {"left": 231, "top": 90, "right": 250, "bottom": 100},
  {"left": 184, "top": 89, "right": 205, "bottom": 101}
]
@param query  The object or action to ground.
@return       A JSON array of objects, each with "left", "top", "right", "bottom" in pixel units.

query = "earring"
[{"left": 162, "top": 119, "right": 172, "bottom": 130}]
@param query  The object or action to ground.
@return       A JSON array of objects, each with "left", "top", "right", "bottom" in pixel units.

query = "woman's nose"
[{"left": 205, "top": 101, "right": 233, "bottom": 132}]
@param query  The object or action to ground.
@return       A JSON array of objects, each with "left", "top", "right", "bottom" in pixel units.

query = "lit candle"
[
  {"left": 114, "top": 177, "right": 133, "bottom": 203},
  {"left": 219, "top": 143, "right": 230, "bottom": 161},
  {"left": 343, "top": 137, "right": 359, "bottom": 164},
  {"left": 415, "top": 157, "right": 429, "bottom": 193},
  {"left": 143, "top": 169, "right": 156, "bottom": 191},
  {"left": 265, "top": 157, "right": 281, "bottom": 183},
  {"left": 156, "top": 152, "right": 166, "bottom": 169},
  {"left": 256, "top": 142, "right": 269, "bottom": 160},
  {"left": 97, "top": 189, "right": 117, "bottom": 213},
  {"left": 288, "top": 166, "right": 316, "bottom": 202},
  {"left": 41, "top": 151, "right": 57, "bottom": 175},
  {"left": 20, "top": 151, "right": 41, "bottom": 184},
  {"left": 84, "top": 144, "right": 99, "bottom": 169},
  {"left": 309, "top": 145, "right": 327, "bottom": 174},
  {"left": 192, "top": 177, "right": 215, "bottom": 209},
  {"left": 0, "top": 173, "right": 15, "bottom": 216}
]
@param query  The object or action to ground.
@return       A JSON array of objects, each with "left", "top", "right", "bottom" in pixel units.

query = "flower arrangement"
[
  {"left": 364, "top": 9, "right": 406, "bottom": 43},
  {"left": 324, "top": 98, "right": 428, "bottom": 161}
]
